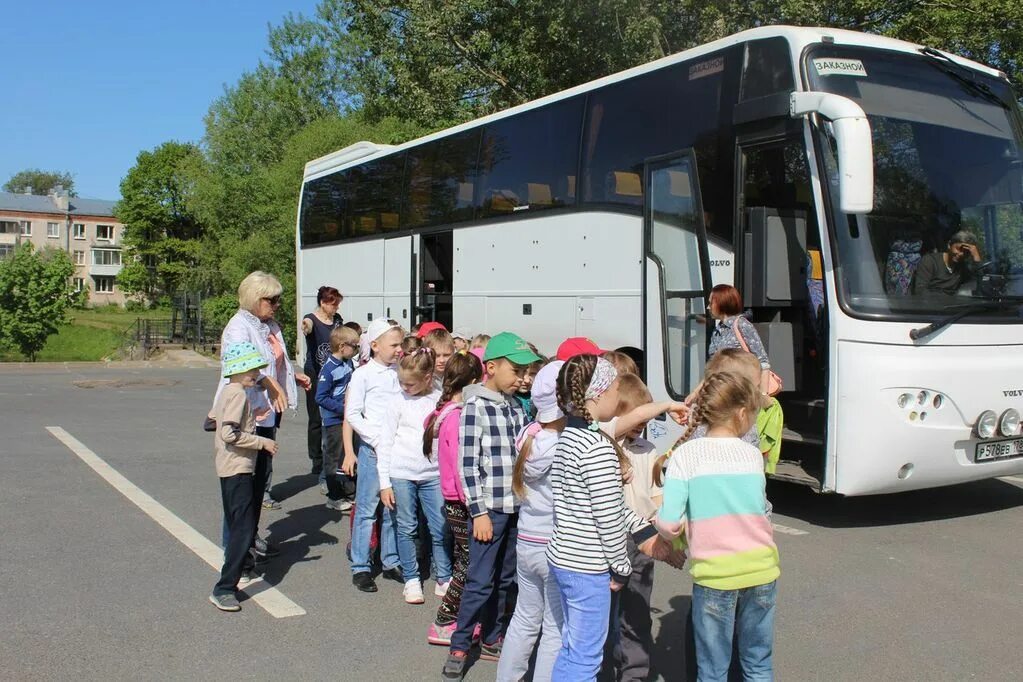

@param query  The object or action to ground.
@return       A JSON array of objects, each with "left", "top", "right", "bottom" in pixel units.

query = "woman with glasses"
[
  {"left": 211, "top": 271, "right": 311, "bottom": 559},
  {"left": 301, "top": 286, "right": 344, "bottom": 488}
]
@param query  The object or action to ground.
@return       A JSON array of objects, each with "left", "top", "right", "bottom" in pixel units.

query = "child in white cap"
[
  {"left": 343, "top": 318, "right": 404, "bottom": 593},
  {"left": 209, "top": 342, "right": 279, "bottom": 612},
  {"left": 497, "top": 360, "right": 566, "bottom": 682}
]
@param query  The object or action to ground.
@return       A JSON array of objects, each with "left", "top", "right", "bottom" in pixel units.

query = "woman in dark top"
[{"left": 301, "top": 286, "right": 343, "bottom": 482}]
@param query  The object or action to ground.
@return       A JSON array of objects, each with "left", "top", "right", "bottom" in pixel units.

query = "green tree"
[
  {"left": 115, "top": 142, "right": 205, "bottom": 300},
  {"left": 274, "top": 1, "right": 1023, "bottom": 129},
  {"left": 3, "top": 169, "right": 76, "bottom": 196},
  {"left": 0, "top": 244, "right": 78, "bottom": 361}
]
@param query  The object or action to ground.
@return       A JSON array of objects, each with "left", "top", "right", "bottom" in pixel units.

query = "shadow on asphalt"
[
  {"left": 269, "top": 472, "right": 320, "bottom": 502},
  {"left": 261, "top": 504, "right": 342, "bottom": 583},
  {"left": 768, "top": 477, "right": 1023, "bottom": 528},
  {"left": 650, "top": 594, "right": 696, "bottom": 681}
]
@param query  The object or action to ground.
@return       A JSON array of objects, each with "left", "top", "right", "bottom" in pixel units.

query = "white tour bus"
[{"left": 296, "top": 25, "right": 1023, "bottom": 496}]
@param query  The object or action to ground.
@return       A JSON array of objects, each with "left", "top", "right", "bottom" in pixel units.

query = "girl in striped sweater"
[
  {"left": 546, "top": 355, "right": 676, "bottom": 681},
  {"left": 656, "top": 370, "right": 780, "bottom": 681}
]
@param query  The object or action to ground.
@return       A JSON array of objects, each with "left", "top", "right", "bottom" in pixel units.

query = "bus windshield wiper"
[
  {"left": 919, "top": 47, "right": 1011, "bottom": 110},
  {"left": 910, "top": 298, "right": 1023, "bottom": 341}
]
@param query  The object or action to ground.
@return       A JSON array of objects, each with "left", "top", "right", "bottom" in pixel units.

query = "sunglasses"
[{"left": 262, "top": 295, "right": 282, "bottom": 306}]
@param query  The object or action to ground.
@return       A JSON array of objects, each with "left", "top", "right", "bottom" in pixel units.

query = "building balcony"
[{"left": 89, "top": 263, "right": 123, "bottom": 277}]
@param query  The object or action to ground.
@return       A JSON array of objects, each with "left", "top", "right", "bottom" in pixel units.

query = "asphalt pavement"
[{"left": 2, "top": 364, "right": 1022, "bottom": 681}]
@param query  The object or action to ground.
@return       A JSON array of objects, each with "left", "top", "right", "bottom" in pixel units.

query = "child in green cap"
[
  {"left": 443, "top": 331, "right": 541, "bottom": 679},
  {"left": 209, "top": 342, "right": 279, "bottom": 612}
]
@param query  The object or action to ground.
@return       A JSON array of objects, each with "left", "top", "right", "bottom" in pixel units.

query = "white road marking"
[
  {"left": 999, "top": 476, "right": 1023, "bottom": 484},
  {"left": 772, "top": 522, "right": 810, "bottom": 536},
  {"left": 46, "top": 426, "right": 305, "bottom": 619}
]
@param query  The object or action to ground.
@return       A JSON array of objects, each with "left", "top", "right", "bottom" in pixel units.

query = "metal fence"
[{"left": 122, "top": 317, "right": 222, "bottom": 360}]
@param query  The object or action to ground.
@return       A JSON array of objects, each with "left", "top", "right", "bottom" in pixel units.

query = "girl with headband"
[{"left": 545, "top": 354, "right": 683, "bottom": 680}]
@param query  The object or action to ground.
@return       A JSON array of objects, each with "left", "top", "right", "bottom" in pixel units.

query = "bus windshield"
[{"left": 807, "top": 45, "right": 1023, "bottom": 320}]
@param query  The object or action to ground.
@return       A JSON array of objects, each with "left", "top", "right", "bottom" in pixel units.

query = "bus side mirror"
[{"left": 790, "top": 92, "right": 874, "bottom": 214}]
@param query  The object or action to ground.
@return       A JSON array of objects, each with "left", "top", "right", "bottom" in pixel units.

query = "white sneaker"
[
  {"left": 434, "top": 580, "right": 451, "bottom": 597},
  {"left": 325, "top": 498, "right": 353, "bottom": 512},
  {"left": 403, "top": 579, "right": 425, "bottom": 604}
]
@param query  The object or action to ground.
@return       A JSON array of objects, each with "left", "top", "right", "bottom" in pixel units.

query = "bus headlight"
[
  {"left": 999, "top": 409, "right": 1020, "bottom": 437},
  {"left": 976, "top": 410, "right": 998, "bottom": 439}
]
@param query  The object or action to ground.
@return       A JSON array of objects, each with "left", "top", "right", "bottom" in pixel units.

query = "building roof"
[{"left": 0, "top": 191, "right": 118, "bottom": 218}]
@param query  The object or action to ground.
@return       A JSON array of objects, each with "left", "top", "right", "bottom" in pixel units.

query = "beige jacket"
[{"left": 213, "top": 383, "right": 270, "bottom": 477}]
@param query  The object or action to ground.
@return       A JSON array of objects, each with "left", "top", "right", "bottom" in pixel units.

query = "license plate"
[{"left": 975, "top": 438, "right": 1023, "bottom": 462}]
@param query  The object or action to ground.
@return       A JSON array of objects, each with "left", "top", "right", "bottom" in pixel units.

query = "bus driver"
[{"left": 912, "top": 231, "right": 982, "bottom": 296}]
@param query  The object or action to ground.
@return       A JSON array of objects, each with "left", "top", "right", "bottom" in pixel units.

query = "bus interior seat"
[
  {"left": 608, "top": 171, "right": 643, "bottom": 198},
  {"left": 457, "top": 182, "right": 474, "bottom": 205},
  {"left": 356, "top": 215, "right": 376, "bottom": 234},
  {"left": 667, "top": 170, "right": 692, "bottom": 197},
  {"left": 527, "top": 183, "right": 553, "bottom": 206},
  {"left": 488, "top": 189, "right": 520, "bottom": 212},
  {"left": 884, "top": 228, "right": 924, "bottom": 295},
  {"left": 380, "top": 212, "right": 399, "bottom": 231}
]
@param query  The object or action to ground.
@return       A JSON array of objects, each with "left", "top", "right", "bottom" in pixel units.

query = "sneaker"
[
  {"left": 427, "top": 622, "right": 456, "bottom": 646},
  {"left": 441, "top": 651, "right": 467, "bottom": 680},
  {"left": 403, "top": 579, "right": 425, "bottom": 604},
  {"left": 480, "top": 637, "right": 503, "bottom": 662},
  {"left": 472, "top": 623, "right": 482, "bottom": 644},
  {"left": 319, "top": 481, "right": 328, "bottom": 495},
  {"left": 208, "top": 592, "right": 241, "bottom": 612},
  {"left": 352, "top": 572, "right": 378, "bottom": 593},
  {"left": 261, "top": 498, "right": 281, "bottom": 511},
  {"left": 381, "top": 566, "right": 404, "bottom": 584},
  {"left": 237, "top": 570, "right": 258, "bottom": 586},
  {"left": 434, "top": 580, "right": 451, "bottom": 597},
  {"left": 325, "top": 498, "right": 353, "bottom": 512},
  {"left": 253, "top": 537, "right": 280, "bottom": 557}
]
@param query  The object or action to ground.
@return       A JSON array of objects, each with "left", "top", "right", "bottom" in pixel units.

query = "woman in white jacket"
[{"left": 212, "top": 271, "right": 310, "bottom": 523}]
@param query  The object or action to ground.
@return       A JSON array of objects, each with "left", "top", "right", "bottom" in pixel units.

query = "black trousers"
[
  {"left": 214, "top": 472, "right": 258, "bottom": 595},
  {"left": 305, "top": 387, "right": 323, "bottom": 470},
  {"left": 254, "top": 425, "right": 276, "bottom": 521}
]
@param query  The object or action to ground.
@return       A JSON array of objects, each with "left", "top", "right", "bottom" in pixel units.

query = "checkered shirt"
[{"left": 460, "top": 390, "right": 526, "bottom": 517}]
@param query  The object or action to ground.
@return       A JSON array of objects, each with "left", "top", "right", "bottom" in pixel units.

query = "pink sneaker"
[
  {"left": 472, "top": 623, "right": 482, "bottom": 644},
  {"left": 427, "top": 622, "right": 455, "bottom": 646}
]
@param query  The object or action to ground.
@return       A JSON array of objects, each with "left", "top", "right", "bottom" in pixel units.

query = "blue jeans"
[
  {"left": 550, "top": 565, "right": 611, "bottom": 681},
  {"left": 350, "top": 442, "right": 399, "bottom": 574},
  {"left": 691, "top": 581, "right": 776, "bottom": 682},
  {"left": 391, "top": 478, "right": 452, "bottom": 583}
]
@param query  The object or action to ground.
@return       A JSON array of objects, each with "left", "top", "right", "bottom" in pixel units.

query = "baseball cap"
[
  {"left": 556, "top": 337, "right": 604, "bottom": 361},
  {"left": 222, "top": 342, "right": 268, "bottom": 378},
  {"left": 531, "top": 360, "right": 565, "bottom": 423},
  {"left": 366, "top": 317, "right": 400, "bottom": 343},
  {"left": 452, "top": 327, "right": 471, "bottom": 341},
  {"left": 416, "top": 321, "right": 447, "bottom": 338},
  {"left": 483, "top": 331, "right": 542, "bottom": 365}
]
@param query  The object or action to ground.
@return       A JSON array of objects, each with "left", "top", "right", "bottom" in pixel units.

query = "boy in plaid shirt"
[{"left": 443, "top": 332, "right": 541, "bottom": 680}]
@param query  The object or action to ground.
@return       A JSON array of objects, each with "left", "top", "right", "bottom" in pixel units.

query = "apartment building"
[{"left": 0, "top": 187, "right": 127, "bottom": 306}]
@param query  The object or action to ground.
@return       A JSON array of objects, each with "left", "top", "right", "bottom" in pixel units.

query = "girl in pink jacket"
[{"left": 423, "top": 351, "right": 484, "bottom": 645}]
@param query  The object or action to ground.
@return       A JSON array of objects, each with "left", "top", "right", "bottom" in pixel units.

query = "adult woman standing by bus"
[
  {"left": 301, "top": 286, "right": 344, "bottom": 485},
  {"left": 214, "top": 271, "right": 311, "bottom": 514},
  {"left": 707, "top": 284, "right": 774, "bottom": 394}
]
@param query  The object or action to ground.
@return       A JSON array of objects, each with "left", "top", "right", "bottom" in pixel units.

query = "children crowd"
[{"left": 209, "top": 282, "right": 782, "bottom": 682}]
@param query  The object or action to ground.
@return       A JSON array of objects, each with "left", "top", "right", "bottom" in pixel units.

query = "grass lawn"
[{"left": 0, "top": 306, "right": 167, "bottom": 362}]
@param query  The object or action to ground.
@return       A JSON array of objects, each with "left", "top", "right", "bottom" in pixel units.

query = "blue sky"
[{"left": 0, "top": 0, "right": 322, "bottom": 200}]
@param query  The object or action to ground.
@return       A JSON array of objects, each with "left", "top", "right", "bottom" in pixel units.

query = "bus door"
[
  {"left": 736, "top": 134, "right": 826, "bottom": 488},
  {"left": 383, "top": 234, "right": 415, "bottom": 328},
  {"left": 416, "top": 230, "right": 454, "bottom": 329},
  {"left": 643, "top": 151, "right": 711, "bottom": 451}
]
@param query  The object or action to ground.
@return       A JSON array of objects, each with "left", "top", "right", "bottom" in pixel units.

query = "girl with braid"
[
  {"left": 655, "top": 371, "right": 779, "bottom": 681},
  {"left": 423, "top": 351, "right": 483, "bottom": 645},
  {"left": 546, "top": 355, "right": 683, "bottom": 680}
]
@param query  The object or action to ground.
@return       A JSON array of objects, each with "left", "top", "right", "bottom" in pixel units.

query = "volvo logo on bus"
[{"left": 1003, "top": 389, "right": 1023, "bottom": 397}]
